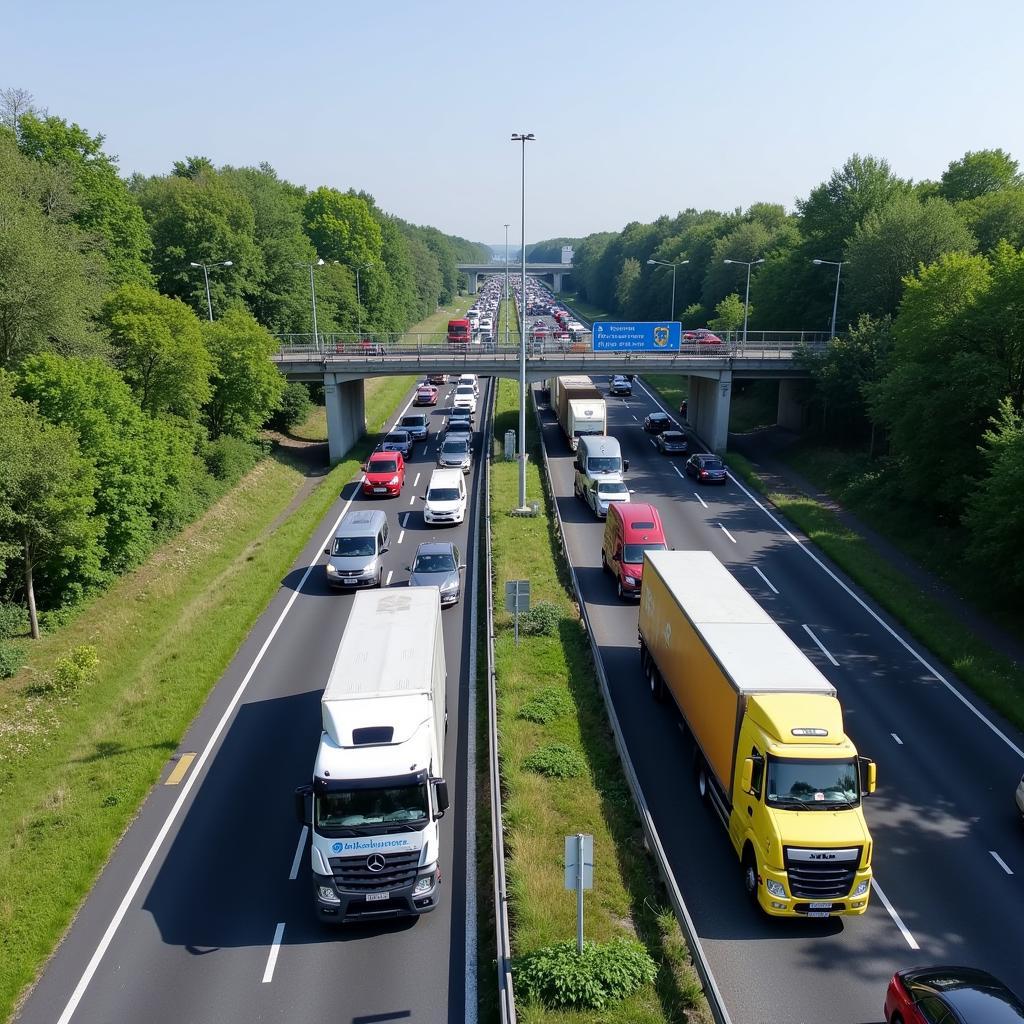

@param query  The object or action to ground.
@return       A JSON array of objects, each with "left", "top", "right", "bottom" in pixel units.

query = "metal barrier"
[{"left": 529, "top": 389, "right": 733, "bottom": 1024}]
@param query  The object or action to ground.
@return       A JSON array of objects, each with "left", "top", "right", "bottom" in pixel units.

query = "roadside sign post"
[
  {"left": 564, "top": 833, "right": 593, "bottom": 953},
  {"left": 504, "top": 579, "right": 530, "bottom": 646}
]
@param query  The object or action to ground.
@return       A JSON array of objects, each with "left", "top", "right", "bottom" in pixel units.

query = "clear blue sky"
[{"left": 7, "top": 0, "right": 1024, "bottom": 246}]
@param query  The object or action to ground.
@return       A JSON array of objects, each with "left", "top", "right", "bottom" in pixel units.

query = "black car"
[
  {"left": 655, "top": 430, "right": 688, "bottom": 455},
  {"left": 398, "top": 413, "right": 429, "bottom": 444},
  {"left": 685, "top": 453, "right": 728, "bottom": 483},
  {"left": 885, "top": 965, "right": 1024, "bottom": 1024},
  {"left": 609, "top": 375, "right": 633, "bottom": 396},
  {"left": 379, "top": 430, "right": 413, "bottom": 458},
  {"left": 643, "top": 412, "right": 676, "bottom": 434}
]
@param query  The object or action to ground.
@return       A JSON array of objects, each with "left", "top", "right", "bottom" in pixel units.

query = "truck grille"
[
  {"left": 329, "top": 850, "right": 420, "bottom": 893},
  {"left": 783, "top": 847, "right": 861, "bottom": 900}
]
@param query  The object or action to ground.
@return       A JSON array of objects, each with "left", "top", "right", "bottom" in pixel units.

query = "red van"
[
  {"left": 447, "top": 318, "right": 472, "bottom": 345},
  {"left": 600, "top": 502, "right": 667, "bottom": 600}
]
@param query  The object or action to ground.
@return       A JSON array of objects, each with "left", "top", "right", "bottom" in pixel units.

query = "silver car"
[
  {"left": 438, "top": 437, "right": 472, "bottom": 473},
  {"left": 407, "top": 542, "right": 465, "bottom": 606}
]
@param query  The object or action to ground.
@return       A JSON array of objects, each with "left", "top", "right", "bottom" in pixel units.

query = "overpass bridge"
[
  {"left": 457, "top": 261, "right": 572, "bottom": 293},
  {"left": 273, "top": 331, "right": 827, "bottom": 464}
]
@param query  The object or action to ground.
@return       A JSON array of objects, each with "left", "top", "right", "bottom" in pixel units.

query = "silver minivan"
[{"left": 324, "top": 509, "right": 390, "bottom": 589}]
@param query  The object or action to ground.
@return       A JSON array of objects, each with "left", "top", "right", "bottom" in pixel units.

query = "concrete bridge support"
[
  {"left": 465, "top": 271, "right": 479, "bottom": 295},
  {"left": 777, "top": 377, "right": 805, "bottom": 431},
  {"left": 686, "top": 371, "right": 732, "bottom": 452},
  {"left": 324, "top": 374, "right": 366, "bottom": 465}
]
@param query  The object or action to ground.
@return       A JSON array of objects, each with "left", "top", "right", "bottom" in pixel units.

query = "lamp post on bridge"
[
  {"left": 297, "top": 258, "right": 325, "bottom": 350},
  {"left": 504, "top": 223, "right": 510, "bottom": 351},
  {"left": 189, "top": 259, "right": 233, "bottom": 321},
  {"left": 354, "top": 262, "right": 374, "bottom": 341},
  {"left": 722, "top": 257, "right": 764, "bottom": 345},
  {"left": 812, "top": 258, "right": 848, "bottom": 339},
  {"left": 646, "top": 258, "right": 689, "bottom": 323},
  {"left": 511, "top": 132, "right": 535, "bottom": 512}
]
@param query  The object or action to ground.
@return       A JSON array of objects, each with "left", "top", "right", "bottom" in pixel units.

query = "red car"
[
  {"left": 683, "top": 329, "right": 723, "bottom": 345},
  {"left": 361, "top": 451, "right": 405, "bottom": 497},
  {"left": 414, "top": 384, "right": 438, "bottom": 406},
  {"left": 884, "top": 965, "right": 1024, "bottom": 1024}
]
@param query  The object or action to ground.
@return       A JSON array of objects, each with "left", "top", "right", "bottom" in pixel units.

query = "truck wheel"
[
  {"left": 617, "top": 578, "right": 625, "bottom": 601},
  {"left": 601, "top": 550, "right": 609, "bottom": 574},
  {"left": 377, "top": 568, "right": 383, "bottom": 588},
  {"left": 742, "top": 847, "right": 760, "bottom": 907},
  {"left": 647, "top": 664, "right": 664, "bottom": 702}
]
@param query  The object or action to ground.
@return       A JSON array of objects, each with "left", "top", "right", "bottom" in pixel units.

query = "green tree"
[
  {"left": 16, "top": 112, "right": 153, "bottom": 286},
  {"left": 0, "top": 376, "right": 101, "bottom": 635},
  {"left": 203, "top": 310, "right": 285, "bottom": 438},
  {"left": 101, "top": 284, "right": 213, "bottom": 419},
  {"left": 303, "top": 187, "right": 382, "bottom": 268},
  {"left": 708, "top": 293, "right": 747, "bottom": 331},
  {"left": 939, "top": 148, "right": 1020, "bottom": 203},
  {"left": 959, "top": 189, "right": 1024, "bottom": 252},
  {"left": 615, "top": 257, "right": 642, "bottom": 310}
]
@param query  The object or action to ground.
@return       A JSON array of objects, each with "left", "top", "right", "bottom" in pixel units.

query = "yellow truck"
[{"left": 638, "top": 550, "right": 876, "bottom": 918}]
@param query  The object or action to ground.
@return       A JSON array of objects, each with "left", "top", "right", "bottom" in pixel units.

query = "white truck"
[
  {"left": 552, "top": 375, "right": 607, "bottom": 450},
  {"left": 294, "top": 588, "right": 449, "bottom": 923}
]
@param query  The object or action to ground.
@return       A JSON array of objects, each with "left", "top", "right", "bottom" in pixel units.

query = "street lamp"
[
  {"left": 511, "top": 132, "right": 535, "bottom": 511},
  {"left": 504, "top": 223, "right": 510, "bottom": 350},
  {"left": 189, "top": 259, "right": 233, "bottom": 321},
  {"left": 646, "top": 258, "right": 690, "bottom": 323},
  {"left": 354, "top": 262, "right": 373, "bottom": 340},
  {"left": 722, "top": 257, "right": 764, "bottom": 344},
  {"left": 812, "top": 259, "right": 848, "bottom": 339},
  {"left": 296, "top": 258, "right": 325, "bottom": 350}
]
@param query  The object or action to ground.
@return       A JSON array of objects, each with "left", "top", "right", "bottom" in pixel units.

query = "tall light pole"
[
  {"left": 511, "top": 132, "right": 535, "bottom": 511},
  {"left": 504, "top": 222, "right": 510, "bottom": 350},
  {"left": 813, "top": 258, "right": 848, "bottom": 338},
  {"left": 189, "top": 259, "right": 233, "bottom": 321},
  {"left": 646, "top": 258, "right": 689, "bottom": 322},
  {"left": 297, "top": 258, "right": 325, "bottom": 350},
  {"left": 723, "top": 257, "right": 764, "bottom": 344},
  {"left": 354, "top": 262, "right": 373, "bottom": 339}
]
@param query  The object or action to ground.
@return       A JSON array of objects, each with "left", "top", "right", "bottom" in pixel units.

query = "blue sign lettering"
[{"left": 592, "top": 322, "right": 681, "bottom": 352}]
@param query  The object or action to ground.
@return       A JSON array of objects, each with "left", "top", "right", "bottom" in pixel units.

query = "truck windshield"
[
  {"left": 586, "top": 457, "right": 621, "bottom": 474},
  {"left": 765, "top": 757, "right": 860, "bottom": 809},
  {"left": 316, "top": 784, "right": 429, "bottom": 830},
  {"left": 623, "top": 542, "right": 667, "bottom": 564}
]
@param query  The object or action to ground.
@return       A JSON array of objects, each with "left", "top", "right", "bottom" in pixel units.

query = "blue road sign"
[{"left": 592, "top": 321, "right": 681, "bottom": 351}]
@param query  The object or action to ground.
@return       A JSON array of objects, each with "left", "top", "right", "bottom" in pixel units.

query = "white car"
[
  {"left": 452, "top": 385, "right": 477, "bottom": 414},
  {"left": 588, "top": 477, "right": 631, "bottom": 519},
  {"left": 423, "top": 469, "right": 467, "bottom": 526},
  {"left": 458, "top": 373, "right": 479, "bottom": 396}
]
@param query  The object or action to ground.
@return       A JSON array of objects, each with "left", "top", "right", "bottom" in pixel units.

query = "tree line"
[
  {"left": 0, "top": 88, "right": 488, "bottom": 660},
  {"left": 540, "top": 149, "right": 1024, "bottom": 605}
]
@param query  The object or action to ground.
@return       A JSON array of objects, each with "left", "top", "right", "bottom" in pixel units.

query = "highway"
[
  {"left": 16, "top": 377, "right": 489, "bottom": 1024},
  {"left": 535, "top": 373, "right": 1024, "bottom": 1024}
]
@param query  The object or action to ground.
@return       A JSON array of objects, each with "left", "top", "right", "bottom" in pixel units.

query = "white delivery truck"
[
  {"left": 294, "top": 588, "right": 449, "bottom": 922},
  {"left": 551, "top": 375, "right": 607, "bottom": 450}
]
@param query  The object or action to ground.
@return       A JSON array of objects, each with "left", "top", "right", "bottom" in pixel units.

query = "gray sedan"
[{"left": 407, "top": 542, "right": 465, "bottom": 606}]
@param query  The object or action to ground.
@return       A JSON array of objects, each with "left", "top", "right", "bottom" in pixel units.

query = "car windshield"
[
  {"left": 414, "top": 552, "right": 457, "bottom": 573},
  {"left": 598, "top": 481, "right": 628, "bottom": 496},
  {"left": 401, "top": 417, "right": 424, "bottom": 428},
  {"left": 663, "top": 432, "right": 684, "bottom": 442},
  {"left": 369, "top": 459, "right": 398, "bottom": 474},
  {"left": 765, "top": 757, "right": 860, "bottom": 808},
  {"left": 701, "top": 458, "right": 724, "bottom": 470},
  {"left": 332, "top": 536, "right": 376, "bottom": 557},
  {"left": 384, "top": 433, "right": 408, "bottom": 445},
  {"left": 623, "top": 542, "right": 667, "bottom": 564},
  {"left": 446, "top": 423, "right": 470, "bottom": 434},
  {"left": 441, "top": 441, "right": 469, "bottom": 454},
  {"left": 428, "top": 487, "right": 461, "bottom": 502},
  {"left": 316, "top": 784, "right": 429, "bottom": 828},
  {"left": 650, "top": 414, "right": 668, "bottom": 423},
  {"left": 586, "top": 456, "right": 621, "bottom": 474},
  {"left": 456, "top": 386, "right": 474, "bottom": 396}
]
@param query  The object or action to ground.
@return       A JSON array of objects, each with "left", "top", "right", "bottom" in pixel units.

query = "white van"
[
  {"left": 453, "top": 385, "right": 477, "bottom": 415},
  {"left": 423, "top": 469, "right": 467, "bottom": 526},
  {"left": 459, "top": 373, "right": 479, "bottom": 396}
]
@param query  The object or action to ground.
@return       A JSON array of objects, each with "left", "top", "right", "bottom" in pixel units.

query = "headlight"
[
  {"left": 388, "top": 476, "right": 399, "bottom": 485},
  {"left": 412, "top": 874, "right": 435, "bottom": 896},
  {"left": 318, "top": 885, "right": 340, "bottom": 903},
  {"left": 325, "top": 563, "right": 337, "bottom": 574},
  {"left": 622, "top": 574, "right": 637, "bottom": 586},
  {"left": 852, "top": 880, "right": 869, "bottom": 898},
  {"left": 765, "top": 878, "right": 787, "bottom": 898},
  {"left": 441, "top": 582, "right": 459, "bottom": 593}
]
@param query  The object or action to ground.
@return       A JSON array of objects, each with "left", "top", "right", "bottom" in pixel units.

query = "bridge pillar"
[
  {"left": 466, "top": 271, "right": 478, "bottom": 295},
  {"left": 552, "top": 271, "right": 563, "bottom": 292},
  {"left": 777, "top": 377, "right": 805, "bottom": 431},
  {"left": 324, "top": 374, "right": 366, "bottom": 464},
  {"left": 687, "top": 371, "right": 732, "bottom": 452}
]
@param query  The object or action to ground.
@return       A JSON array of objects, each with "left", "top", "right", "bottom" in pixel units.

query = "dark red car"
[
  {"left": 884, "top": 965, "right": 1024, "bottom": 1024},
  {"left": 682, "top": 329, "right": 723, "bottom": 345},
  {"left": 361, "top": 451, "right": 405, "bottom": 497},
  {"left": 414, "top": 383, "right": 438, "bottom": 406}
]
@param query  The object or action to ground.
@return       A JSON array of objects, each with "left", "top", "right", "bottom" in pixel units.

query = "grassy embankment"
[
  {"left": 0, "top": 343, "right": 426, "bottom": 1020},
  {"left": 486, "top": 303, "right": 710, "bottom": 1024}
]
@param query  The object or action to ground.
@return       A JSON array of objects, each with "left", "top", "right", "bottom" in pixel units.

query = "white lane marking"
[
  {"left": 632, "top": 414, "right": 638, "bottom": 421},
  {"left": 649, "top": 438, "right": 657, "bottom": 448},
  {"left": 414, "top": 472, "right": 421, "bottom": 487},
  {"left": 719, "top": 524, "right": 737, "bottom": 544},
  {"left": 288, "top": 826, "right": 308, "bottom": 880},
  {"left": 409, "top": 494, "right": 416, "bottom": 505},
  {"left": 672, "top": 465, "right": 686, "bottom": 480},
  {"left": 53, "top": 394, "right": 407, "bottom": 1024},
  {"left": 398, "top": 531, "right": 405, "bottom": 545},
  {"left": 693, "top": 490, "right": 708, "bottom": 509},
  {"left": 261, "top": 922, "right": 286, "bottom": 983},
  {"left": 891, "top": 733, "right": 904, "bottom": 745},
  {"left": 753, "top": 565, "right": 778, "bottom": 594},
  {"left": 872, "top": 879, "right": 919, "bottom": 950},
  {"left": 385, "top": 570, "right": 393, "bottom": 585},
  {"left": 726, "top": 473, "right": 1024, "bottom": 762},
  {"left": 991, "top": 851, "right": 1014, "bottom": 875},
  {"left": 802, "top": 624, "right": 839, "bottom": 666}
]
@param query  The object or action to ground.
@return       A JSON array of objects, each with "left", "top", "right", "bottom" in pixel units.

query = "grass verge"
[{"left": 490, "top": 374, "right": 710, "bottom": 1023}]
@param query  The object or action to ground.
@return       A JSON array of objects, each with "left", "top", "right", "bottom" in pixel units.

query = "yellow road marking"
[{"left": 165, "top": 752, "right": 196, "bottom": 786}]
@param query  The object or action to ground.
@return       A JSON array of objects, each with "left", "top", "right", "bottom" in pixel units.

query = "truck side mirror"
[
  {"left": 859, "top": 757, "right": 877, "bottom": 795},
  {"left": 294, "top": 784, "right": 313, "bottom": 826},
  {"left": 623, "top": 458, "right": 630, "bottom": 472},
  {"left": 433, "top": 779, "right": 450, "bottom": 817},
  {"left": 740, "top": 758, "right": 754, "bottom": 795}
]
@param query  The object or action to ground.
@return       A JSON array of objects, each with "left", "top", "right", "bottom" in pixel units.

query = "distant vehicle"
[
  {"left": 551, "top": 375, "right": 605, "bottom": 451},
  {"left": 423, "top": 469, "right": 467, "bottom": 526},
  {"left": 585, "top": 476, "right": 630, "bottom": 519},
  {"left": 379, "top": 430, "right": 413, "bottom": 458},
  {"left": 685, "top": 453, "right": 728, "bottom": 483},
  {"left": 437, "top": 437, "right": 472, "bottom": 473},
  {"left": 608, "top": 375, "right": 632, "bottom": 396},
  {"left": 361, "top": 451, "right": 405, "bottom": 498},
  {"left": 643, "top": 412, "right": 676, "bottom": 434},
  {"left": 601, "top": 502, "right": 666, "bottom": 600},
  {"left": 415, "top": 384, "right": 438, "bottom": 406},
  {"left": 884, "top": 965, "right": 1024, "bottom": 1024},
  {"left": 441, "top": 419, "right": 473, "bottom": 445},
  {"left": 408, "top": 542, "right": 465, "bottom": 607},
  {"left": 427, "top": 372, "right": 448, "bottom": 385},
  {"left": 683, "top": 328, "right": 724, "bottom": 345},
  {"left": 399, "top": 413, "right": 429, "bottom": 443},
  {"left": 447, "top": 318, "right": 471, "bottom": 345},
  {"left": 452, "top": 385, "right": 477, "bottom": 415},
  {"left": 458, "top": 373, "right": 479, "bottom": 396},
  {"left": 654, "top": 430, "right": 688, "bottom": 455}
]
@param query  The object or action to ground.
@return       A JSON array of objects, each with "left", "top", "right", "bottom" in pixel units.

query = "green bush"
[
  {"left": 522, "top": 742, "right": 588, "bottom": 779},
  {"left": 268, "top": 382, "right": 313, "bottom": 432},
  {"left": 0, "top": 643, "right": 25, "bottom": 679},
  {"left": 514, "top": 937, "right": 658, "bottom": 1010},
  {"left": 518, "top": 600, "right": 561, "bottom": 637},
  {"left": 51, "top": 645, "right": 99, "bottom": 696},
  {"left": 204, "top": 435, "right": 260, "bottom": 482},
  {"left": 0, "top": 603, "right": 28, "bottom": 640},
  {"left": 518, "top": 686, "right": 572, "bottom": 724}
]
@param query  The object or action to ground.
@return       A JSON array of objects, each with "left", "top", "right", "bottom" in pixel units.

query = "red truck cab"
[{"left": 447, "top": 319, "right": 472, "bottom": 345}]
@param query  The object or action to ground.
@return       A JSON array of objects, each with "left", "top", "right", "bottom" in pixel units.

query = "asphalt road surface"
[
  {"left": 17, "top": 377, "right": 489, "bottom": 1024},
  {"left": 536, "top": 375, "right": 1024, "bottom": 1024}
]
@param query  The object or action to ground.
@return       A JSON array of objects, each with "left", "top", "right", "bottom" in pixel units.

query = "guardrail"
[
  {"left": 529, "top": 388, "right": 733, "bottom": 1024},
  {"left": 484, "top": 383, "right": 517, "bottom": 1024}
]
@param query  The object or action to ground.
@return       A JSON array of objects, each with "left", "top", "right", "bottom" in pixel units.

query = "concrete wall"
[
  {"left": 324, "top": 374, "right": 366, "bottom": 464},
  {"left": 686, "top": 371, "right": 732, "bottom": 452},
  {"left": 777, "top": 377, "right": 805, "bottom": 431}
]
